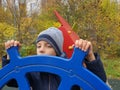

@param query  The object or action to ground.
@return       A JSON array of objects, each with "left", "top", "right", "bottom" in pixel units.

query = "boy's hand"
[
  {"left": 5, "top": 40, "right": 21, "bottom": 49},
  {"left": 4, "top": 40, "right": 21, "bottom": 60},
  {"left": 74, "top": 39, "right": 95, "bottom": 62}
]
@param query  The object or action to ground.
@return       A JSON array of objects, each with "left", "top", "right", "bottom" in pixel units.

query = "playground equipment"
[
  {"left": 0, "top": 11, "right": 110, "bottom": 90},
  {"left": 0, "top": 47, "right": 110, "bottom": 90},
  {"left": 54, "top": 10, "right": 79, "bottom": 58}
]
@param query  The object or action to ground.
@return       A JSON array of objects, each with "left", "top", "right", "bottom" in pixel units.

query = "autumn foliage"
[{"left": 0, "top": 0, "right": 120, "bottom": 60}]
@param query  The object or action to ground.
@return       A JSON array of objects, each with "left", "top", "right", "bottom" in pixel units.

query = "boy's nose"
[{"left": 39, "top": 46, "right": 45, "bottom": 54}]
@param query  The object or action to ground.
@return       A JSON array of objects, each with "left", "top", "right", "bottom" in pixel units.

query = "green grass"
[{"left": 102, "top": 58, "right": 120, "bottom": 80}]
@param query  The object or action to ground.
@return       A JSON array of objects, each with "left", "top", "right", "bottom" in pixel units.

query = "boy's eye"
[
  {"left": 37, "top": 45, "right": 41, "bottom": 48},
  {"left": 47, "top": 44, "right": 52, "bottom": 48}
]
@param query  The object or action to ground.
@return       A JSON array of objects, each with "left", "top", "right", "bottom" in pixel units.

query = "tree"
[
  {"left": 42, "top": 0, "right": 120, "bottom": 58},
  {"left": 0, "top": 22, "right": 16, "bottom": 58},
  {"left": 0, "top": 0, "right": 1, "bottom": 6},
  {"left": 1, "top": 0, "right": 120, "bottom": 58},
  {"left": 0, "top": 0, "right": 37, "bottom": 57}
]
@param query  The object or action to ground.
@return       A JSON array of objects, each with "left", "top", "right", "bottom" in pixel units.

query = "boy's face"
[{"left": 36, "top": 40, "right": 57, "bottom": 56}]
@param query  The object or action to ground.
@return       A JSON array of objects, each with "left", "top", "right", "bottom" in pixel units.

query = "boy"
[{"left": 2, "top": 27, "right": 107, "bottom": 90}]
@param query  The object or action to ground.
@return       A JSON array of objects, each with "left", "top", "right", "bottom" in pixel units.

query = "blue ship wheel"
[{"left": 0, "top": 47, "right": 110, "bottom": 90}]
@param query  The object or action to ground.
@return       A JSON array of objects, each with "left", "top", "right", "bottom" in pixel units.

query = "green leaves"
[
  {"left": 55, "top": 0, "right": 120, "bottom": 58},
  {"left": 0, "top": 23, "right": 16, "bottom": 40},
  {"left": 0, "top": 0, "right": 120, "bottom": 58}
]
